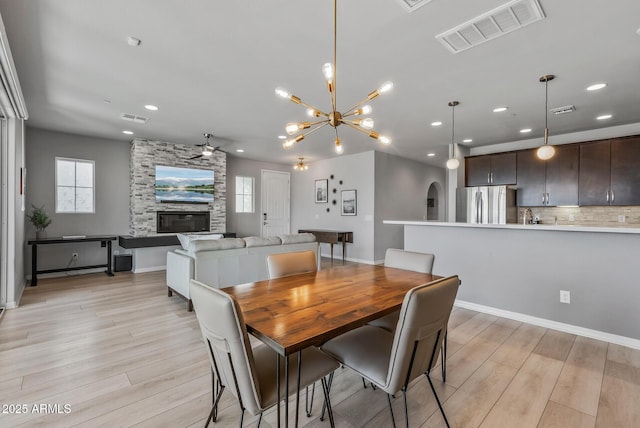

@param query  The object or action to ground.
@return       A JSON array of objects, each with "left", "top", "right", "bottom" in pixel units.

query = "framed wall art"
[
  {"left": 341, "top": 189, "right": 357, "bottom": 216},
  {"left": 315, "top": 179, "right": 328, "bottom": 203}
]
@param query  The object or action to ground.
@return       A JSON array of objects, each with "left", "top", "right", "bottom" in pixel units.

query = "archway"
[{"left": 426, "top": 181, "right": 444, "bottom": 221}]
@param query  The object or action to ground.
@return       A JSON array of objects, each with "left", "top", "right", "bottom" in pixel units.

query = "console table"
[
  {"left": 27, "top": 235, "right": 117, "bottom": 286},
  {"left": 298, "top": 229, "right": 353, "bottom": 262}
]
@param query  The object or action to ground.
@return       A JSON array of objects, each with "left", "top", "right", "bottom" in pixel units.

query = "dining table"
[{"left": 222, "top": 263, "right": 443, "bottom": 428}]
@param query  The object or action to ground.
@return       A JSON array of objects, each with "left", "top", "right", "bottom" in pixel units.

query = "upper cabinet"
[
  {"left": 516, "top": 145, "right": 579, "bottom": 207},
  {"left": 580, "top": 136, "right": 640, "bottom": 206},
  {"left": 465, "top": 152, "right": 516, "bottom": 186},
  {"left": 466, "top": 134, "right": 640, "bottom": 207}
]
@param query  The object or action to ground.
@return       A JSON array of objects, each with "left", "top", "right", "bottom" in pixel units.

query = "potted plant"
[{"left": 27, "top": 204, "right": 52, "bottom": 239}]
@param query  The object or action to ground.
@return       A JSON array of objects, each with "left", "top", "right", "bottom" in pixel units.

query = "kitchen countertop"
[{"left": 383, "top": 220, "right": 640, "bottom": 234}]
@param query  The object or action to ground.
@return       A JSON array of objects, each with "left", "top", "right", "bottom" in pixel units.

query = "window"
[
  {"left": 55, "top": 157, "right": 95, "bottom": 213},
  {"left": 235, "top": 176, "right": 254, "bottom": 213}
]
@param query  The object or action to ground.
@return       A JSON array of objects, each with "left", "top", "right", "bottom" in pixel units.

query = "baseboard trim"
[
  {"left": 455, "top": 299, "right": 640, "bottom": 350},
  {"left": 132, "top": 265, "right": 166, "bottom": 273}
]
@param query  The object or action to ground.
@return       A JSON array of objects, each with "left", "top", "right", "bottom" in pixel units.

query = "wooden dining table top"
[{"left": 222, "top": 264, "right": 442, "bottom": 356}]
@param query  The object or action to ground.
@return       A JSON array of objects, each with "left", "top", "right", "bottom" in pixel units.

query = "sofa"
[{"left": 166, "top": 233, "right": 319, "bottom": 311}]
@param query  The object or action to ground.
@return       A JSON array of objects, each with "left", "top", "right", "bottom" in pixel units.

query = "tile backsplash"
[{"left": 517, "top": 206, "right": 640, "bottom": 227}]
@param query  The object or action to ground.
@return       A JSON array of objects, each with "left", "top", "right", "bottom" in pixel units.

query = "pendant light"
[
  {"left": 446, "top": 101, "right": 460, "bottom": 170},
  {"left": 536, "top": 74, "right": 555, "bottom": 160}
]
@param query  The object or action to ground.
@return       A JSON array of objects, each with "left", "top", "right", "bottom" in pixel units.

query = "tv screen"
[{"left": 155, "top": 165, "right": 214, "bottom": 204}]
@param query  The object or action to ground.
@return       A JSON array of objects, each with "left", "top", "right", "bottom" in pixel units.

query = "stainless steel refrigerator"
[{"left": 456, "top": 186, "right": 517, "bottom": 224}]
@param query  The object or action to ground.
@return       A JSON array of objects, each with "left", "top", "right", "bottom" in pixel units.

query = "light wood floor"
[{"left": 1, "top": 262, "right": 639, "bottom": 428}]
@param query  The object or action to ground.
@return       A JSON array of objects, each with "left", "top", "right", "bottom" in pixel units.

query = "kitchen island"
[{"left": 384, "top": 220, "right": 640, "bottom": 347}]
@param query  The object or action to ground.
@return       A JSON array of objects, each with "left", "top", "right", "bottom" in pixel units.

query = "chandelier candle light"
[
  {"left": 294, "top": 157, "right": 309, "bottom": 171},
  {"left": 536, "top": 74, "right": 555, "bottom": 160},
  {"left": 275, "top": 0, "right": 393, "bottom": 154}
]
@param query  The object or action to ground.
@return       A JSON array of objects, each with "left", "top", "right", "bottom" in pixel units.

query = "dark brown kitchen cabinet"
[
  {"left": 516, "top": 149, "right": 546, "bottom": 206},
  {"left": 579, "top": 141, "right": 611, "bottom": 205},
  {"left": 516, "top": 145, "right": 579, "bottom": 206},
  {"left": 610, "top": 137, "right": 640, "bottom": 205},
  {"left": 579, "top": 136, "right": 640, "bottom": 206},
  {"left": 465, "top": 152, "right": 516, "bottom": 186}
]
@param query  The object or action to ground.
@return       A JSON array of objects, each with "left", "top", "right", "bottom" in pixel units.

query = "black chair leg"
[
  {"left": 441, "top": 331, "right": 448, "bottom": 382},
  {"left": 386, "top": 393, "right": 397, "bottom": 428},
  {"left": 320, "top": 372, "right": 334, "bottom": 421},
  {"left": 362, "top": 377, "right": 368, "bottom": 388},
  {"left": 403, "top": 389, "right": 410, "bottom": 428},
  {"left": 305, "top": 383, "right": 316, "bottom": 417},
  {"left": 426, "top": 373, "right": 450, "bottom": 428},
  {"left": 256, "top": 412, "right": 263, "bottom": 427},
  {"left": 320, "top": 376, "right": 336, "bottom": 428}
]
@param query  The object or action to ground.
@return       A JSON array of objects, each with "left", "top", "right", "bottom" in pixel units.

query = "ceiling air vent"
[
  {"left": 436, "top": 0, "right": 545, "bottom": 54},
  {"left": 120, "top": 113, "right": 149, "bottom": 124},
  {"left": 395, "top": 0, "right": 434, "bottom": 13},
  {"left": 550, "top": 105, "right": 576, "bottom": 115}
]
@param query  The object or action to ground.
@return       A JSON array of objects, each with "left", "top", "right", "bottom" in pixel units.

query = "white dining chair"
[
  {"left": 266, "top": 250, "right": 318, "bottom": 279},
  {"left": 190, "top": 279, "right": 339, "bottom": 427},
  {"left": 321, "top": 276, "right": 460, "bottom": 428}
]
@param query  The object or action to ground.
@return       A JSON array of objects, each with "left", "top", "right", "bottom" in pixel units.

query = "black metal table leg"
[
  {"left": 106, "top": 240, "right": 114, "bottom": 276},
  {"left": 295, "top": 351, "right": 302, "bottom": 427},
  {"left": 277, "top": 354, "right": 281, "bottom": 428},
  {"left": 285, "top": 355, "right": 289, "bottom": 428},
  {"left": 31, "top": 244, "right": 38, "bottom": 286}
]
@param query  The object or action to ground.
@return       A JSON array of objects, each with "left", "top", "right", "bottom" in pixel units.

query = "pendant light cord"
[
  {"left": 544, "top": 79, "right": 548, "bottom": 144},
  {"left": 333, "top": 0, "right": 337, "bottom": 110},
  {"left": 450, "top": 103, "right": 456, "bottom": 158}
]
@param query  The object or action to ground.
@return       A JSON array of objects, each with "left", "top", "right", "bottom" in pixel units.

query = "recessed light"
[
  {"left": 431, "top": 121, "right": 442, "bottom": 127},
  {"left": 462, "top": 138, "right": 473, "bottom": 143},
  {"left": 236, "top": 149, "right": 244, "bottom": 153},
  {"left": 122, "top": 130, "right": 134, "bottom": 135},
  {"left": 520, "top": 128, "right": 532, "bottom": 133},
  {"left": 586, "top": 83, "right": 607, "bottom": 91},
  {"left": 278, "top": 135, "right": 287, "bottom": 140},
  {"left": 597, "top": 114, "right": 612, "bottom": 120},
  {"left": 127, "top": 36, "right": 141, "bottom": 47},
  {"left": 103, "top": 99, "right": 111, "bottom": 104},
  {"left": 144, "top": 104, "right": 158, "bottom": 111},
  {"left": 493, "top": 107, "right": 508, "bottom": 113},
  {"left": 427, "top": 153, "right": 435, "bottom": 157}
]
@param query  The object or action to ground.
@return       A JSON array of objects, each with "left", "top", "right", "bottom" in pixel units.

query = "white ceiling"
[{"left": 1, "top": 0, "right": 639, "bottom": 167}]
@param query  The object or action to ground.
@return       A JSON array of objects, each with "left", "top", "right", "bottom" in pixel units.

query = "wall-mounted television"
[{"left": 155, "top": 165, "right": 214, "bottom": 204}]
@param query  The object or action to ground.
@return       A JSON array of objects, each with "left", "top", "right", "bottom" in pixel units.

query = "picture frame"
[
  {"left": 341, "top": 189, "right": 357, "bottom": 216},
  {"left": 315, "top": 179, "right": 328, "bottom": 203}
]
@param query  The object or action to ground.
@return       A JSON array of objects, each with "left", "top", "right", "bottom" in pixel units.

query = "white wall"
[
  {"left": 291, "top": 151, "right": 376, "bottom": 263},
  {"left": 24, "top": 127, "right": 130, "bottom": 275},
  {"left": 226, "top": 155, "right": 290, "bottom": 237},
  {"left": 290, "top": 150, "right": 446, "bottom": 264},
  {"left": 374, "top": 151, "right": 445, "bottom": 261}
]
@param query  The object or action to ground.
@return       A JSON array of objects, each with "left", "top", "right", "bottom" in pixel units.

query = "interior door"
[{"left": 260, "top": 170, "right": 290, "bottom": 237}]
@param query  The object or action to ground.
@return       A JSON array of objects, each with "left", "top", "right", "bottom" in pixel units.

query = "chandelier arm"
[
  {"left": 299, "top": 121, "right": 331, "bottom": 139},
  {"left": 295, "top": 98, "right": 330, "bottom": 118},
  {"left": 343, "top": 95, "right": 377, "bottom": 117},
  {"left": 341, "top": 121, "right": 375, "bottom": 137}
]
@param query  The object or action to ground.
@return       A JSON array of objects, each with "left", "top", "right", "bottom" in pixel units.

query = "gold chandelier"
[
  {"left": 293, "top": 157, "right": 309, "bottom": 171},
  {"left": 275, "top": 0, "right": 393, "bottom": 154}
]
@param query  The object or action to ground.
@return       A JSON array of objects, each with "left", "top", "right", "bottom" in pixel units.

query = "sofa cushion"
[
  {"left": 177, "top": 233, "right": 223, "bottom": 250},
  {"left": 244, "top": 236, "right": 282, "bottom": 248},
  {"left": 188, "top": 237, "right": 246, "bottom": 255},
  {"left": 279, "top": 233, "right": 316, "bottom": 245}
]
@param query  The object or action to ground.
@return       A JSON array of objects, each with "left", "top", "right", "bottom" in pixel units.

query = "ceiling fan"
[{"left": 190, "top": 132, "right": 224, "bottom": 159}]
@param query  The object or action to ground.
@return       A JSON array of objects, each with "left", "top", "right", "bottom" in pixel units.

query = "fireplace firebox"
[{"left": 157, "top": 211, "right": 210, "bottom": 233}]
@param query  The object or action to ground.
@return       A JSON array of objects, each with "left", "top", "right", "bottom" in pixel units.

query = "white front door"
[{"left": 261, "top": 170, "right": 290, "bottom": 237}]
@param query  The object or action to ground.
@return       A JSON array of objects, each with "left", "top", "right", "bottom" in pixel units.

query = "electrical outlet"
[
  {"left": 618, "top": 215, "right": 625, "bottom": 223},
  {"left": 560, "top": 290, "right": 571, "bottom": 304},
  {"left": 569, "top": 214, "right": 575, "bottom": 222},
  {"left": 72, "top": 253, "right": 78, "bottom": 260}
]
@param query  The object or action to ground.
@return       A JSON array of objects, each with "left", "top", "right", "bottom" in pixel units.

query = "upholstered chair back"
[
  {"left": 384, "top": 276, "right": 459, "bottom": 394},
  {"left": 384, "top": 248, "right": 435, "bottom": 274},
  {"left": 266, "top": 250, "right": 318, "bottom": 279},
  {"left": 189, "top": 279, "right": 263, "bottom": 415}
]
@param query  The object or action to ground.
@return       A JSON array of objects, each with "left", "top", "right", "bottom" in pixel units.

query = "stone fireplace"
[
  {"left": 157, "top": 211, "right": 211, "bottom": 233},
  {"left": 129, "top": 139, "right": 226, "bottom": 236}
]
